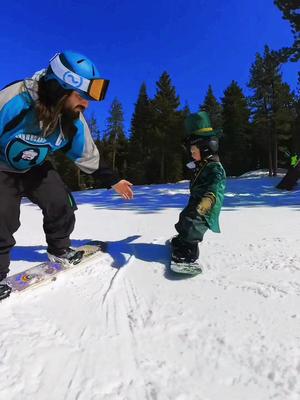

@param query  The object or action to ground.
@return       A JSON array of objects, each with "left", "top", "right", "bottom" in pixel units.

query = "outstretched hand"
[{"left": 112, "top": 180, "right": 134, "bottom": 200}]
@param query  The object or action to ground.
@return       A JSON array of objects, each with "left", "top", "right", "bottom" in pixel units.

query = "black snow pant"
[{"left": 0, "top": 161, "right": 77, "bottom": 278}]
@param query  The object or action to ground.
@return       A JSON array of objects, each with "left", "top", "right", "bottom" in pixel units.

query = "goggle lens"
[{"left": 88, "top": 79, "right": 109, "bottom": 101}]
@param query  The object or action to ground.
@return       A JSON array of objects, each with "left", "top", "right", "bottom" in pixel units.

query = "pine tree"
[
  {"left": 294, "top": 96, "right": 300, "bottom": 153},
  {"left": 199, "top": 85, "right": 223, "bottom": 129},
  {"left": 248, "top": 45, "right": 296, "bottom": 175},
  {"left": 275, "top": 84, "right": 297, "bottom": 166},
  {"left": 151, "top": 72, "right": 184, "bottom": 183},
  {"left": 180, "top": 104, "right": 193, "bottom": 180},
  {"left": 103, "top": 98, "right": 128, "bottom": 175},
  {"left": 220, "top": 81, "right": 251, "bottom": 176},
  {"left": 128, "top": 83, "right": 153, "bottom": 184},
  {"left": 274, "top": 0, "right": 300, "bottom": 62},
  {"left": 87, "top": 113, "right": 101, "bottom": 143}
]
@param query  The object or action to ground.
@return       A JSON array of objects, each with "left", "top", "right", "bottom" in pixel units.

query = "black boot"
[
  {"left": 171, "top": 236, "right": 199, "bottom": 263},
  {"left": 0, "top": 283, "right": 12, "bottom": 300},
  {"left": 0, "top": 273, "right": 11, "bottom": 300}
]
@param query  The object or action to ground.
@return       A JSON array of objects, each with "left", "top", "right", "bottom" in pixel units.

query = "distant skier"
[
  {"left": 170, "top": 111, "right": 226, "bottom": 270},
  {"left": 0, "top": 51, "right": 133, "bottom": 297},
  {"left": 277, "top": 153, "right": 300, "bottom": 190}
]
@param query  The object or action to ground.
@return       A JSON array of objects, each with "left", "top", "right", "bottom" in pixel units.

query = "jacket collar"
[{"left": 23, "top": 69, "right": 46, "bottom": 101}]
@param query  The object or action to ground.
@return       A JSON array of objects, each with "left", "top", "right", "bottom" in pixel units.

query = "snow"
[
  {"left": 238, "top": 169, "right": 286, "bottom": 179},
  {"left": 1, "top": 172, "right": 300, "bottom": 400}
]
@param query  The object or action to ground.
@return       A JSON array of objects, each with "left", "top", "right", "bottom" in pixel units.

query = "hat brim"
[{"left": 191, "top": 127, "right": 222, "bottom": 138}]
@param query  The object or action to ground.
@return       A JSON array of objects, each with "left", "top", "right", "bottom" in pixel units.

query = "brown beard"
[
  {"left": 61, "top": 107, "right": 80, "bottom": 122},
  {"left": 60, "top": 108, "right": 80, "bottom": 140}
]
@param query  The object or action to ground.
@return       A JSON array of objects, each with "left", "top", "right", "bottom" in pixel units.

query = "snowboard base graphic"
[
  {"left": 4, "top": 241, "right": 107, "bottom": 294},
  {"left": 169, "top": 259, "right": 202, "bottom": 275}
]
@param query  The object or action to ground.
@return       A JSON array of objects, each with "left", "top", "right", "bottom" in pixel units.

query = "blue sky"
[{"left": 0, "top": 0, "right": 298, "bottom": 134}]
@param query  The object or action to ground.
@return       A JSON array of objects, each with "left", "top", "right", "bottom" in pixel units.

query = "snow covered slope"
[{"left": 0, "top": 172, "right": 300, "bottom": 400}]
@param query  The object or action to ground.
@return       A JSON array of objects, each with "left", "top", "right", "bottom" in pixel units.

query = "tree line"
[{"left": 51, "top": 0, "right": 300, "bottom": 190}]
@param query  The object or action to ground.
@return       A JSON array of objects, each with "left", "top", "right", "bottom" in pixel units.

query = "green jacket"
[
  {"left": 175, "top": 158, "right": 226, "bottom": 242},
  {"left": 187, "top": 159, "right": 226, "bottom": 233},
  {"left": 187, "top": 161, "right": 226, "bottom": 232},
  {"left": 291, "top": 155, "right": 299, "bottom": 168}
]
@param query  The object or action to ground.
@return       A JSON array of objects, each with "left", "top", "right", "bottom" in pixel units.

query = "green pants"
[{"left": 175, "top": 206, "right": 208, "bottom": 243}]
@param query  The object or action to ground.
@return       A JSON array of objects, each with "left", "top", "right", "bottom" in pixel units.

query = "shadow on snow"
[
  {"left": 22, "top": 176, "right": 300, "bottom": 213},
  {"left": 10, "top": 236, "right": 168, "bottom": 270},
  {"left": 10, "top": 236, "right": 186, "bottom": 279},
  {"left": 14, "top": 175, "right": 300, "bottom": 270}
]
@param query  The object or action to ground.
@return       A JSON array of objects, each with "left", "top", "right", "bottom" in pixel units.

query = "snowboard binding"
[{"left": 0, "top": 283, "right": 12, "bottom": 300}]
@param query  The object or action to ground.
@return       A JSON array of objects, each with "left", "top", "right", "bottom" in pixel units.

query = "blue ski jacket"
[{"left": 0, "top": 70, "right": 119, "bottom": 187}]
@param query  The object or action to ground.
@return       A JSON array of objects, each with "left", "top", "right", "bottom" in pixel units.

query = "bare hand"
[{"left": 112, "top": 180, "right": 134, "bottom": 200}]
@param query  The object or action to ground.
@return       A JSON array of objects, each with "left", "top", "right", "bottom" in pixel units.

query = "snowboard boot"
[
  {"left": 0, "top": 272, "right": 11, "bottom": 300},
  {"left": 47, "top": 247, "right": 84, "bottom": 266},
  {"left": 171, "top": 236, "right": 199, "bottom": 264}
]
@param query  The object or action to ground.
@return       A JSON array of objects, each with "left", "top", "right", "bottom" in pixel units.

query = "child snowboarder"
[{"left": 171, "top": 111, "right": 226, "bottom": 270}]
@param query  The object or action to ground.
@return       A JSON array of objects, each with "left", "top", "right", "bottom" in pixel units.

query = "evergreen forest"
[{"left": 51, "top": 0, "right": 300, "bottom": 190}]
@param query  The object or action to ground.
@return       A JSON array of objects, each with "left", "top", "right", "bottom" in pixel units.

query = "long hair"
[{"left": 35, "top": 77, "right": 77, "bottom": 139}]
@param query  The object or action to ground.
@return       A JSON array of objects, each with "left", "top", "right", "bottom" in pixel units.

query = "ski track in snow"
[{"left": 1, "top": 176, "right": 300, "bottom": 399}]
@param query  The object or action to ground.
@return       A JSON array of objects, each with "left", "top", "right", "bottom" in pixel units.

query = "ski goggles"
[{"left": 49, "top": 53, "right": 109, "bottom": 101}]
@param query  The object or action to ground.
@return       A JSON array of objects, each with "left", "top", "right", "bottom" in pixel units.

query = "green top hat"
[{"left": 184, "top": 111, "right": 221, "bottom": 139}]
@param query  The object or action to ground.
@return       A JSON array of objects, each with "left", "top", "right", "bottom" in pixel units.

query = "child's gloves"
[{"left": 197, "top": 193, "right": 216, "bottom": 215}]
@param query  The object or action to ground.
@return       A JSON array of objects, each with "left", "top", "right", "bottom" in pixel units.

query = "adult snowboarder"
[
  {"left": 170, "top": 111, "right": 226, "bottom": 273},
  {"left": 0, "top": 51, "right": 133, "bottom": 297}
]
